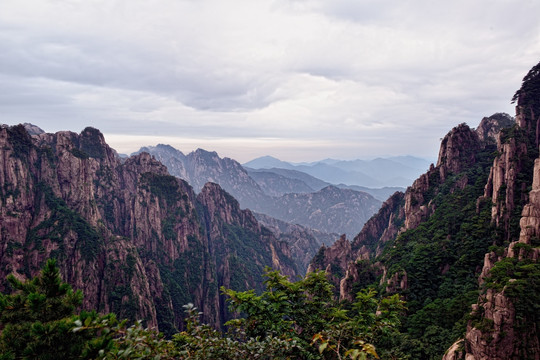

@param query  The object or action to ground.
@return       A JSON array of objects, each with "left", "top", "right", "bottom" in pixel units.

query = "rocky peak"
[
  {"left": 123, "top": 152, "right": 169, "bottom": 176},
  {"left": 476, "top": 113, "right": 515, "bottom": 144},
  {"left": 308, "top": 234, "right": 354, "bottom": 290},
  {"left": 351, "top": 191, "right": 405, "bottom": 255},
  {"left": 437, "top": 123, "right": 482, "bottom": 181},
  {"left": 512, "top": 60, "right": 540, "bottom": 147},
  {"left": 197, "top": 182, "right": 258, "bottom": 229},
  {"left": 23, "top": 123, "right": 45, "bottom": 135}
]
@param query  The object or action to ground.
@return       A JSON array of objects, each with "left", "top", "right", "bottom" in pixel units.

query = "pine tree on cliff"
[{"left": 512, "top": 59, "right": 540, "bottom": 147}]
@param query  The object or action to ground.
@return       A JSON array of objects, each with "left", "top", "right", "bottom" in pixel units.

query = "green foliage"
[
  {"left": 6, "top": 124, "right": 33, "bottom": 160},
  {"left": 484, "top": 256, "right": 540, "bottom": 328},
  {"left": 70, "top": 147, "right": 90, "bottom": 159},
  {"left": 223, "top": 269, "right": 406, "bottom": 359},
  {"left": 0, "top": 259, "right": 111, "bottom": 359},
  {"left": 0, "top": 261, "right": 408, "bottom": 359},
  {"left": 0, "top": 182, "right": 21, "bottom": 205},
  {"left": 173, "top": 303, "right": 295, "bottom": 359},
  {"left": 139, "top": 172, "right": 182, "bottom": 206},
  {"left": 73, "top": 317, "right": 179, "bottom": 360},
  {"left": 511, "top": 60, "right": 540, "bottom": 111},
  {"left": 367, "top": 147, "right": 501, "bottom": 358},
  {"left": 79, "top": 127, "right": 106, "bottom": 159}
]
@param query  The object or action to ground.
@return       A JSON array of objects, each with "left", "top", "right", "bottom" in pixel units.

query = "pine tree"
[{"left": 0, "top": 259, "right": 96, "bottom": 359}]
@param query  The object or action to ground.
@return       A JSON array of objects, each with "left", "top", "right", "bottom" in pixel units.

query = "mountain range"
[
  {"left": 1, "top": 60, "right": 538, "bottom": 359},
  {"left": 309, "top": 93, "right": 538, "bottom": 360},
  {"left": 133, "top": 145, "right": 383, "bottom": 238},
  {"left": 244, "top": 154, "right": 432, "bottom": 188},
  {"left": 0, "top": 125, "right": 297, "bottom": 335}
]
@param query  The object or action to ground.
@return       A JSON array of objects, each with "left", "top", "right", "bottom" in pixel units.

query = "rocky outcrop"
[
  {"left": 483, "top": 134, "right": 530, "bottom": 237},
  {"left": 437, "top": 123, "right": 482, "bottom": 182},
  {"left": 138, "top": 144, "right": 382, "bottom": 238},
  {"left": 308, "top": 234, "right": 354, "bottom": 290},
  {"left": 351, "top": 191, "right": 405, "bottom": 256},
  {"left": 254, "top": 212, "right": 337, "bottom": 274},
  {"left": 520, "top": 157, "right": 540, "bottom": 244},
  {"left": 476, "top": 113, "right": 515, "bottom": 144},
  {"left": 309, "top": 122, "right": 496, "bottom": 300},
  {"left": 444, "top": 61, "right": 540, "bottom": 360},
  {"left": 0, "top": 124, "right": 298, "bottom": 334}
]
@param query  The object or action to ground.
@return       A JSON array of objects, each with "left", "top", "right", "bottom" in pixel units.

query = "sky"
[{"left": 1, "top": 0, "right": 539, "bottom": 163}]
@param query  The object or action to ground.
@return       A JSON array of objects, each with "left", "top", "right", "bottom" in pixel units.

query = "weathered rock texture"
[
  {"left": 308, "top": 103, "right": 534, "bottom": 359},
  {"left": 254, "top": 212, "right": 337, "bottom": 274},
  {"left": 0, "top": 125, "right": 297, "bottom": 335},
  {"left": 309, "top": 119, "right": 503, "bottom": 299},
  {"left": 445, "top": 62, "right": 540, "bottom": 360}
]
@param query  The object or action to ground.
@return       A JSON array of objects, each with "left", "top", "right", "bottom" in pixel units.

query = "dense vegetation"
[
  {"left": 338, "top": 145, "right": 504, "bottom": 359},
  {"left": 0, "top": 260, "right": 407, "bottom": 359}
]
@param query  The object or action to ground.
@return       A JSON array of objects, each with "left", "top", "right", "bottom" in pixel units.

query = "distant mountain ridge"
[{"left": 244, "top": 155, "right": 432, "bottom": 187}]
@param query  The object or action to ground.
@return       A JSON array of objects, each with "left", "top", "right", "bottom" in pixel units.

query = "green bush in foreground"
[{"left": 0, "top": 262, "right": 407, "bottom": 359}]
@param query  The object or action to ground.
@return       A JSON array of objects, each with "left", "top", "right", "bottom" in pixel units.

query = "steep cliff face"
[
  {"left": 309, "top": 120, "right": 502, "bottom": 297},
  {"left": 197, "top": 182, "right": 297, "bottom": 324},
  {"left": 0, "top": 125, "right": 298, "bottom": 335},
  {"left": 307, "top": 113, "right": 516, "bottom": 358},
  {"left": 0, "top": 126, "right": 164, "bottom": 328},
  {"left": 443, "top": 61, "right": 540, "bottom": 360},
  {"left": 444, "top": 157, "right": 540, "bottom": 360},
  {"left": 197, "top": 182, "right": 297, "bottom": 283}
]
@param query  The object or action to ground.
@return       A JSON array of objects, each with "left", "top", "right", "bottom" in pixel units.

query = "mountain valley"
[{"left": 1, "top": 61, "right": 539, "bottom": 359}]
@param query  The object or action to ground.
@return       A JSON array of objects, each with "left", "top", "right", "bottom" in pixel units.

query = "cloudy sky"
[{"left": 1, "top": 0, "right": 539, "bottom": 162}]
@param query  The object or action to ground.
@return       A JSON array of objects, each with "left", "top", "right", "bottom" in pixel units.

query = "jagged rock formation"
[
  {"left": 476, "top": 113, "right": 515, "bottom": 144},
  {"left": 443, "top": 62, "right": 540, "bottom": 360},
  {"left": 308, "top": 112, "right": 518, "bottom": 358},
  {"left": 137, "top": 144, "right": 381, "bottom": 238},
  {"left": 253, "top": 212, "right": 338, "bottom": 274},
  {"left": 136, "top": 145, "right": 267, "bottom": 211},
  {"left": 0, "top": 125, "right": 297, "bottom": 335}
]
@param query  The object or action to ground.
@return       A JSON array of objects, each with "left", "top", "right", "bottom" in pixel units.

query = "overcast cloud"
[{"left": 1, "top": 0, "right": 539, "bottom": 162}]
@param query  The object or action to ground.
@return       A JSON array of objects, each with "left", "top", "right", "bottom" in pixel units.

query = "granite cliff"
[
  {"left": 443, "top": 61, "right": 540, "bottom": 360},
  {"left": 309, "top": 110, "right": 525, "bottom": 358},
  {"left": 0, "top": 125, "right": 297, "bottom": 335},
  {"left": 309, "top": 62, "right": 540, "bottom": 360}
]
